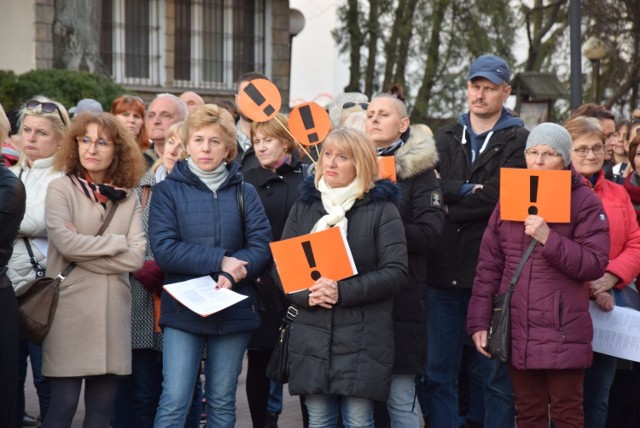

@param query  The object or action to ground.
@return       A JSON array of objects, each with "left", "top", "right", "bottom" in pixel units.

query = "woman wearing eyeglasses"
[
  {"left": 562, "top": 116, "right": 640, "bottom": 428},
  {"left": 7, "top": 96, "right": 70, "bottom": 426},
  {"left": 41, "top": 113, "right": 146, "bottom": 428},
  {"left": 468, "top": 123, "right": 610, "bottom": 428}
]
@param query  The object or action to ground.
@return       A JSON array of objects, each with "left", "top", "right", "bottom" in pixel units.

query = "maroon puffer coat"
[{"left": 467, "top": 168, "right": 610, "bottom": 370}]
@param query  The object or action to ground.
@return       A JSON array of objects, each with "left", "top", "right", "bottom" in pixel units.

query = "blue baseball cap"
[{"left": 468, "top": 55, "right": 510, "bottom": 85}]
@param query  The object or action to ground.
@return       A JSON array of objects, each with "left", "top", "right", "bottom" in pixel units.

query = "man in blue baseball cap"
[{"left": 419, "top": 54, "right": 528, "bottom": 428}]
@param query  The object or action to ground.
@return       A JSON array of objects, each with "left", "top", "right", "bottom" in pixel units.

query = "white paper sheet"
[
  {"left": 590, "top": 301, "right": 640, "bottom": 362},
  {"left": 163, "top": 275, "right": 248, "bottom": 317}
]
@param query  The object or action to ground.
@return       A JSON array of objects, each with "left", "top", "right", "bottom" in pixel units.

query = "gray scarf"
[{"left": 188, "top": 158, "right": 229, "bottom": 192}]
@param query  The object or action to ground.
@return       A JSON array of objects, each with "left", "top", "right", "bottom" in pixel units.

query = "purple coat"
[{"left": 467, "top": 169, "right": 610, "bottom": 370}]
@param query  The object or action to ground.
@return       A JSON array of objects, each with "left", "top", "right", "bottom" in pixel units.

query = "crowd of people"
[{"left": 1, "top": 55, "right": 640, "bottom": 428}]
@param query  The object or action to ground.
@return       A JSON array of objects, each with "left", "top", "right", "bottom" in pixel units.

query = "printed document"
[
  {"left": 163, "top": 275, "right": 247, "bottom": 317},
  {"left": 590, "top": 301, "right": 640, "bottom": 362}
]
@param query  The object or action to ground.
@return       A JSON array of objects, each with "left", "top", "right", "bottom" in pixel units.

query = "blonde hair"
[
  {"left": 564, "top": 116, "right": 605, "bottom": 144},
  {"left": 315, "top": 128, "right": 378, "bottom": 197},
  {"left": 19, "top": 96, "right": 71, "bottom": 139},
  {"left": 184, "top": 104, "right": 237, "bottom": 162},
  {"left": 54, "top": 112, "right": 146, "bottom": 188},
  {"left": 151, "top": 121, "right": 187, "bottom": 174},
  {"left": 0, "top": 103, "right": 9, "bottom": 142},
  {"left": 250, "top": 113, "right": 297, "bottom": 154}
]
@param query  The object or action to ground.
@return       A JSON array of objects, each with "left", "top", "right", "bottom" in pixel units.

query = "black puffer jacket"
[
  {"left": 0, "top": 165, "right": 25, "bottom": 288},
  {"left": 427, "top": 115, "right": 528, "bottom": 289},
  {"left": 381, "top": 125, "right": 444, "bottom": 374},
  {"left": 280, "top": 178, "right": 408, "bottom": 402}
]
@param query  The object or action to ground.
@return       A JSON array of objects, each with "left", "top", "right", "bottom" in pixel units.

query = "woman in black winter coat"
[
  {"left": 278, "top": 127, "right": 408, "bottom": 427},
  {"left": 242, "top": 113, "right": 307, "bottom": 427},
  {"left": 365, "top": 88, "right": 444, "bottom": 427}
]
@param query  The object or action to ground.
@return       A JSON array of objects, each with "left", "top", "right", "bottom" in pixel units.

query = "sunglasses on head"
[
  {"left": 25, "top": 99, "right": 65, "bottom": 123},
  {"left": 342, "top": 102, "right": 369, "bottom": 110}
]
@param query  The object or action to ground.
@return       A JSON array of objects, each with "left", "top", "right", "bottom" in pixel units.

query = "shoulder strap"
[
  {"left": 97, "top": 203, "right": 119, "bottom": 236},
  {"left": 140, "top": 186, "right": 151, "bottom": 210},
  {"left": 509, "top": 239, "right": 537, "bottom": 290},
  {"left": 23, "top": 237, "right": 45, "bottom": 278},
  {"left": 237, "top": 182, "right": 245, "bottom": 242}
]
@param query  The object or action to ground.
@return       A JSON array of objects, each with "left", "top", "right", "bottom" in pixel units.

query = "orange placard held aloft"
[
  {"left": 500, "top": 168, "right": 571, "bottom": 223},
  {"left": 236, "top": 79, "right": 282, "bottom": 122},
  {"left": 270, "top": 227, "right": 358, "bottom": 294},
  {"left": 378, "top": 156, "right": 396, "bottom": 182},
  {"left": 289, "top": 102, "right": 332, "bottom": 146}
]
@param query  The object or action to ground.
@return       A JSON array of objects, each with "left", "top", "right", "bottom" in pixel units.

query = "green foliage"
[{"left": 0, "top": 69, "right": 126, "bottom": 112}]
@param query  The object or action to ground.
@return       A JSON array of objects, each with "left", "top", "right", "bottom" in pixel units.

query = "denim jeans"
[
  {"left": 584, "top": 351, "right": 617, "bottom": 428},
  {"left": 386, "top": 374, "right": 419, "bottom": 427},
  {"left": 476, "top": 352, "right": 514, "bottom": 427},
  {"left": 112, "top": 349, "right": 163, "bottom": 428},
  {"left": 17, "top": 339, "right": 50, "bottom": 421},
  {"left": 267, "top": 380, "right": 283, "bottom": 414},
  {"left": 305, "top": 394, "right": 374, "bottom": 428},
  {"left": 154, "top": 327, "right": 251, "bottom": 428}
]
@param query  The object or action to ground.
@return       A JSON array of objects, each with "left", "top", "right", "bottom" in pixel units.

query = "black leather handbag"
[
  {"left": 486, "top": 239, "right": 537, "bottom": 362},
  {"left": 266, "top": 306, "right": 298, "bottom": 383}
]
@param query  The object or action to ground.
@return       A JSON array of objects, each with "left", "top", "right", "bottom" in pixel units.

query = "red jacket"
[
  {"left": 587, "top": 170, "right": 640, "bottom": 288},
  {"left": 468, "top": 169, "right": 610, "bottom": 370}
]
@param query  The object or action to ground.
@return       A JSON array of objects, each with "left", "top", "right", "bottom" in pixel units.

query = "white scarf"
[{"left": 311, "top": 176, "right": 361, "bottom": 237}]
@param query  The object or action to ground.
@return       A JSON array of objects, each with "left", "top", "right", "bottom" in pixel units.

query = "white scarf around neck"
[{"left": 311, "top": 176, "right": 362, "bottom": 236}]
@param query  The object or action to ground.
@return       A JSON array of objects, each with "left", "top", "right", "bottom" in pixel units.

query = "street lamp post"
[{"left": 582, "top": 36, "right": 608, "bottom": 104}]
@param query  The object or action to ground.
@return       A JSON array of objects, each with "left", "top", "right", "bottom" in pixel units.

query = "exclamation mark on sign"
[
  {"left": 528, "top": 175, "right": 539, "bottom": 215},
  {"left": 299, "top": 105, "right": 319, "bottom": 143},
  {"left": 244, "top": 83, "right": 276, "bottom": 116},
  {"left": 301, "top": 241, "right": 321, "bottom": 280}
]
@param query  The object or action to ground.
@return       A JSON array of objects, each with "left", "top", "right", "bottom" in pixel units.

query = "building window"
[
  {"left": 174, "top": 0, "right": 265, "bottom": 90},
  {"left": 100, "top": 0, "right": 161, "bottom": 85}
]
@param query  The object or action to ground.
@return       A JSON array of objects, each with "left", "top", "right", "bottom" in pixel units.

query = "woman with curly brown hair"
[{"left": 41, "top": 112, "right": 146, "bottom": 428}]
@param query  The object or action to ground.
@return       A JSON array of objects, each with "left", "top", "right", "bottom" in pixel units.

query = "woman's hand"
[
  {"left": 524, "top": 215, "right": 550, "bottom": 245},
  {"left": 216, "top": 275, "right": 233, "bottom": 289},
  {"left": 308, "top": 277, "right": 339, "bottom": 309},
  {"left": 221, "top": 256, "right": 248, "bottom": 283},
  {"left": 590, "top": 272, "right": 619, "bottom": 297},
  {"left": 472, "top": 330, "right": 492, "bottom": 358},
  {"left": 595, "top": 292, "right": 614, "bottom": 312}
]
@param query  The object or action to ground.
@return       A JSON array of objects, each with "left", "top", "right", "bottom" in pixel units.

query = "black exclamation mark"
[
  {"left": 244, "top": 83, "right": 275, "bottom": 116},
  {"left": 528, "top": 176, "right": 539, "bottom": 215},
  {"left": 301, "top": 241, "right": 321, "bottom": 280},
  {"left": 299, "top": 105, "right": 319, "bottom": 143}
]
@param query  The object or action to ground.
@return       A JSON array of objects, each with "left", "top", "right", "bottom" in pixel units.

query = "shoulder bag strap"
[
  {"left": 96, "top": 203, "right": 119, "bottom": 236},
  {"left": 140, "top": 186, "right": 151, "bottom": 210},
  {"left": 23, "top": 237, "right": 46, "bottom": 278},
  {"left": 508, "top": 239, "right": 537, "bottom": 290},
  {"left": 237, "top": 182, "right": 245, "bottom": 242}
]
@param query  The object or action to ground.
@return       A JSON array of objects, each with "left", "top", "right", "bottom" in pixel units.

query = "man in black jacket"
[{"left": 420, "top": 55, "right": 528, "bottom": 428}]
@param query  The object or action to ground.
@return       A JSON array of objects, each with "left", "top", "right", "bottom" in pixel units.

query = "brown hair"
[
  {"left": 628, "top": 135, "right": 640, "bottom": 172},
  {"left": 315, "top": 128, "right": 378, "bottom": 197},
  {"left": 564, "top": 116, "right": 605, "bottom": 143},
  {"left": 54, "top": 112, "right": 146, "bottom": 188},
  {"left": 110, "top": 95, "right": 150, "bottom": 151},
  {"left": 184, "top": 104, "right": 237, "bottom": 162},
  {"left": 250, "top": 113, "right": 297, "bottom": 155}
]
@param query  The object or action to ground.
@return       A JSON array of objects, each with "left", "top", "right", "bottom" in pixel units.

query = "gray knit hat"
[{"left": 526, "top": 122, "right": 572, "bottom": 166}]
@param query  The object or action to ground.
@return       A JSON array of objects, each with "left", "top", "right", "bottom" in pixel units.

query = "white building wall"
[
  {"left": 0, "top": 0, "right": 36, "bottom": 74},
  {"left": 289, "top": 0, "right": 349, "bottom": 108}
]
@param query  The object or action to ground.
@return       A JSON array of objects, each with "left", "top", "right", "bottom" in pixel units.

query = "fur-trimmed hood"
[
  {"left": 298, "top": 175, "right": 400, "bottom": 207},
  {"left": 394, "top": 125, "right": 438, "bottom": 180}
]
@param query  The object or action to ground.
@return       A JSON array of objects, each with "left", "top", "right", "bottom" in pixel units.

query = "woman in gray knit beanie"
[{"left": 524, "top": 122, "right": 573, "bottom": 167}]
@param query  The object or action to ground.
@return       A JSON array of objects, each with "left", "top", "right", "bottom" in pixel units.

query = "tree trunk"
[
  {"left": 411, "top": 0, "right": 448, "bottom": 124},
  {"left": 53, "top": 0, "right": 108, "bottom": 76},
  {"left": 344, "top": 0, "right": 363, "bottom": 92},
  {"left": 364, "top": 0, "right": 380, "bottom": 97},
  {"left": 393, "top": 0, "right": 420, "bottom": 90},
  {"left": 382, "top": 0, "right": 407, "bottom": 91}
]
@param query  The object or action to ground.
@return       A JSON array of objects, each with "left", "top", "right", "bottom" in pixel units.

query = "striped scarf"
[{"left": 69, "top": 174, "right": 129, "bottom": 205}]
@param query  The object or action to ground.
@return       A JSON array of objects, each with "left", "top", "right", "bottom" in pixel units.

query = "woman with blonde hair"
[
  {"left": 42, "top": 112, "right": 146, "bottom": 428},
  {"left": 149, "top": 104, "right": 272, "bottom": 427},
  {"left": 279, "top": 127, "right": 408, "bottom": 427}
]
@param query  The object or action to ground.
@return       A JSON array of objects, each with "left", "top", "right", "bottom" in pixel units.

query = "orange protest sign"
[
  {"left": 236, "top": 79, "right": 281, "bottom": 122},
  {"left": 378, "top": 156, "right": 396, "bottom": 182},
  {"left": 270, "top": 227, "right": 358, "bottom": 294},
  {"left": 289, "top": 102, "right": 331, "bottom": 146},
  {"left": 500, "top": 168, "right": 571, "bottom": 223}
]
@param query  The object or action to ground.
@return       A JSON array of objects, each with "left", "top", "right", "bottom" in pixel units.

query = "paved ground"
[{"left": 25, "top": 356, "right": 304, "bottom": 427}]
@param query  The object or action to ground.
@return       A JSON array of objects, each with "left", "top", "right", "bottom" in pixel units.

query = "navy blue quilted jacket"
[{"left": 148, "top": 160, "right": 272, "bottom": 335}]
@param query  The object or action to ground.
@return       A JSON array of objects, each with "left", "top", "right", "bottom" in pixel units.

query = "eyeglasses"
[
  {"left": 571, "top": 144, "right": 606, "bottom": 157},
  {"left": 77, "top": 136, "right": 113, "bottom": 151},
  {"left": 342, "top": 102, "right": 369, "bottom": 110},
  {"left": 524, "top": 149, "right": 562, "bottom": 160},
  {"left": 25, "top": 99, "right": 65, "bottom": 123}
]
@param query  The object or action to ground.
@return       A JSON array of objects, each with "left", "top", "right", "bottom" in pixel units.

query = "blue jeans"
[
  {"left": 305, "top": 394, "right": 373, "bottom": 428},
  {"left": 267, "top": 380, "right": 283, "bottom": 414},
  {"left": 476, "top": 352, "right": 514, "bottom": 427},
  {"left": 584, "top": 352, "right": 617, "bottom": 428},
  {"left": 17, "top": 339, "right": 50, "bottom": 421},
  {"left": 386, "top": 374, "right": 419, "bottom": 426},
  {"left": 154, "top": 327, "right": 251, "bottom": 428}
]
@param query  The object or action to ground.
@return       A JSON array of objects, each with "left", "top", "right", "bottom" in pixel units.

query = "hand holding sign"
[
  {"left": 289, "top": 102, "right": 331, "bottom": 146},
  {"left": 237, "top": 79, "right": 282, "bottom": 122}
]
